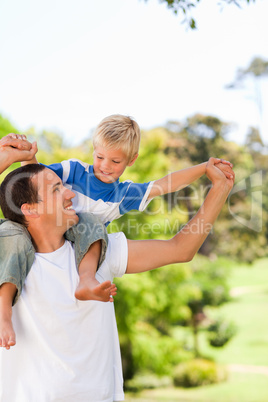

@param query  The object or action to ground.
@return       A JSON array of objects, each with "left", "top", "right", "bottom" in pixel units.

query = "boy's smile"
[{"left": 93, "top": 146, "right": 136, "bottom": 183}]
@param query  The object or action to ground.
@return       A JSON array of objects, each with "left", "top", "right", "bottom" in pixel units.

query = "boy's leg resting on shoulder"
[
  {"left": 74, "top": 240, "right": 117, "bottom": 302},
  {"left": 64, "top": 213, "right": 114, "bottom": 301},
  {"left": 64, "top": 212, "right": 108, "bottom": 268}
]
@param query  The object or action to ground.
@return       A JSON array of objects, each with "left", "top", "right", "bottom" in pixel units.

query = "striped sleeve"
[
  {"left": 119, "top": 181, "right": 154, "bottom": 215},
  {"left": 45, "top": 162, "right": 64, "bottom": 180},
  {"left": 46, "top": 159, "right": 88, "bottom": 187}
]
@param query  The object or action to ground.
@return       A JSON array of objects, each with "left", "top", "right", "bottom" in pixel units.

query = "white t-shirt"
[{"left": 0, "top": 232, "right": 128, "bottom": 402}]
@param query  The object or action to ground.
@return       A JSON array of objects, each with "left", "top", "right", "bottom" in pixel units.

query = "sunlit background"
[
  {"left": 0, "top": 0, "right": 267, "bottom": 146},
  {"left": 1, "top": 1, "right": 268, "bottom": 401}
]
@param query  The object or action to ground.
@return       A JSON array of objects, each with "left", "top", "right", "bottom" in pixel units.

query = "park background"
[{"left": 0, "top": 0, "right": 268, "bottom": 400}]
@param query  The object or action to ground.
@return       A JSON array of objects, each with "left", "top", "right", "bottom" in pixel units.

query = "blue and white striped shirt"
[{"left": 47, "top": 159, "right": 154, "bottom": 225}]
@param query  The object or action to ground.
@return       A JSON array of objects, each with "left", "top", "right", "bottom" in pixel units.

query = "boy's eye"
[
  {"left": 97, "top": 156, "right": 103, "bottom": 160},
  {"left": 112, "top": 160, "right": 120, "bottom": 164}
]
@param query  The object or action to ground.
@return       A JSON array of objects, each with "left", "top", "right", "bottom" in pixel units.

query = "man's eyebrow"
[{"left": 52, "top": 181, "right": 61, "bottom": 189}]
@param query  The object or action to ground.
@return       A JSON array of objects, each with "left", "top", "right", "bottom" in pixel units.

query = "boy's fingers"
[
  {"left": 208, "top": 157, "right": 233, "bottom": 169},
  {"left": 217, "top": 159, "right": 233, "bottom": 168},
  {"left": 8, "top": 133, "right": 27, "bottom": 141}
]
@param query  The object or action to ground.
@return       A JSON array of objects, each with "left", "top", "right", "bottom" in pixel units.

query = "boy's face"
[{"left": 93, "top": 146, "right": 137, "bottom": 183}]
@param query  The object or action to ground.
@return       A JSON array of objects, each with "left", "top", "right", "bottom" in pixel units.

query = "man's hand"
[
  {"left": 0, "top": 134, "right": 38, "bottom": 172},
  {"left": 0, "top": 133, "right": 33, "bottom": 151},
  {"left": 206, "top": 157, "right": 234, "bottom": 180},
  {"left": 206, "top": 157, "right": 235, "bottom": 193}
]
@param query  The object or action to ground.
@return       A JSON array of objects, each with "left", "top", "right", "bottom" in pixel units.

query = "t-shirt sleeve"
[
  {"left": 107, "top": 232, "right": 128, "bottom": 279},
  {"left": 96, "top": 232, "right": 128, "bottom": 283},
  {"left": 45, "top": 159, "right": 85, "bottom": 186},
  {"left": 119, "top": 181, "right": 154, "bottom": 215}
]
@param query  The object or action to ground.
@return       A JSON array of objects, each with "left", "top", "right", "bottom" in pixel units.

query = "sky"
[{"left": 0, "top": 0, "right": 267, "bottom": 147}]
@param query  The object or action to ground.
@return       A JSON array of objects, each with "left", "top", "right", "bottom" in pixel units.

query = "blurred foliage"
[
  {"left": 0, "top": 114, "right": 19, "bottom": 138},
  {"left": 173, "top": 358, "right": 227, "bottom": 388},
  {"left": 1, "top": 111, "right": 267, "bottom": 382},
  {"left": 125, "top": 372, "right": 171, "bottom": 392},
  {"left": 207, "top": 317, "right": 237, "bottom": 347}
]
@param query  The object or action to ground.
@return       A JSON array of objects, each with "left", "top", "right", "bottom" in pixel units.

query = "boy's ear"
[
  {"left": 21, "top": 203, "right": 39, "bottom": 218},
  {"left": 128, "top": 153, "right": 138, "bottom": 167}
]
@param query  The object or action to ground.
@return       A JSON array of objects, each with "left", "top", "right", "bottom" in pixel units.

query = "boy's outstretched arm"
[
  {"left": 126, "top": 159, "right": 234, "bottom": 274},
  {"left": 148, "top": 157, "right": 233, "bottom": 200}
]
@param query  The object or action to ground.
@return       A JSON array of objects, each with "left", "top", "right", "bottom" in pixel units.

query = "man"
[{"left": 0, "top": 155, "right": 234, "bottom": 401}]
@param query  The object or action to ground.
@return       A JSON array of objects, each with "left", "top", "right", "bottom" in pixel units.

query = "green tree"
[
  {"left": 184, "top": 256, "right": 232, "bottom": 357},
  {"left": 164, "top": 114, "right": 267, "bottom": 262},
  {"left": 226, "top": 57, "right": 268, "bottom": 146},
  {"left": 144, "top": 0, "right": 256, "bottom": 29},
  {"left": 0, "top": 114, "right": 19, "bottom": 139}
]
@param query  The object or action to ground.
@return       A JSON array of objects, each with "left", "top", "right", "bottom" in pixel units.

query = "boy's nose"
[{"left": 102, "top": 159, "right": 111, "bottom": 170}]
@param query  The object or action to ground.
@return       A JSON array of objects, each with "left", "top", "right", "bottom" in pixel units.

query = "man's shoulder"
[
  {"left": 0, "top": 219, "right": 31, "bottom": 238},
  {"left": 97, "top": 232, "right": 128, "bottom": 281}
]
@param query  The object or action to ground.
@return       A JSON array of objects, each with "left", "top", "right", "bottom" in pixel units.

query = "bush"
[
  {"left": 208, "top": 318, "right": 237, "bottom": 347},
  {"left": 125, "top": 373, "right": 172, "bottom": 392},
  {"left": 173, "top": 359, "right": 227, "bottom": 388}
]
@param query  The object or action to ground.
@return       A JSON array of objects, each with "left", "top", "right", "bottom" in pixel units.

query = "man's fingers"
[
  {"left": 0, "top": 137, "right": 32, "bottom": 151},
  {"left": 215, "top": 163, "right": 234, "bottom": 180},
  {"left": 30, "top": 141, "right": 38, "bottom": 155}
]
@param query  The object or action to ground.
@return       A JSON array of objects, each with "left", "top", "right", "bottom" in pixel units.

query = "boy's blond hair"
[{"left": 93, "top": 114, "right": 141, "bottom": 162}]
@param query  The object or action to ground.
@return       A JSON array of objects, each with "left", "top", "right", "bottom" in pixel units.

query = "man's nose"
[{"left": 64, "top": 188, "right": 76, "bottom": 200}]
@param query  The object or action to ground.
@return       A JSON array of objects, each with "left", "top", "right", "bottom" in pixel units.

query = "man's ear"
[
  {"left": 21, "top": 203, "right": 39, "bottom": 218},
  {"left": 128, "top": 153, "right": 138, "bottom": 167}
]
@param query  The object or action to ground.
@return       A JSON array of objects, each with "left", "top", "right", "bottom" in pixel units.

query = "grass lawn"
[
  {"left": 125, "top": 258, "right": 268, "bottom": 402},
  {"left": 125, "top": 372, "right": 268, "bottom": 402},
  {"left": 201, "top": 258, "right": 268, "bottom": 367}
]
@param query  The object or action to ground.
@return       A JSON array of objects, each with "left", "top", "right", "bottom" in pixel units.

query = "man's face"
[{"left": 32, "top": 168, "right": 78, "bottom": 229}]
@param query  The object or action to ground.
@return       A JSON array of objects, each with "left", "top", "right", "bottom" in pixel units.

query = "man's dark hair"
[{"left": 0, "top": 164, "right": 46, "bottom": 226}]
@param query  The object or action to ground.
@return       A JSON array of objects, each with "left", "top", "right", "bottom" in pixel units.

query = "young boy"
[{"left": 0, "top": 114, "right": 234, "bottom": 349}]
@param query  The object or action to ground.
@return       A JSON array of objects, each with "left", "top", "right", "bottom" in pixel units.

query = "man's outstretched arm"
[{"left": 126, "top": 159, "right": 234, "bottom": 274}]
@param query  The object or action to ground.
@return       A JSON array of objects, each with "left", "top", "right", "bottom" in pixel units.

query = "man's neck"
[{"left": 28, "top": 226, "right": 66, "bottom": 253}]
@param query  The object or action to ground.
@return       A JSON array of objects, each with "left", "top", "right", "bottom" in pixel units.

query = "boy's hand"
[
  {"left": 206, "top": 158, "right": 235, "bottom": 192},
  {"left": 206, "top": 157, "right": 234, "bottom": 181},
  {"left": 208, "top": 157, "right": 233, "bottom": 168}
]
